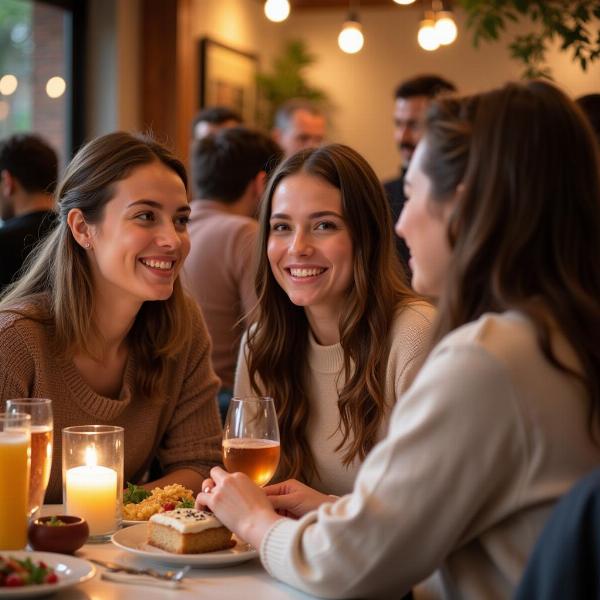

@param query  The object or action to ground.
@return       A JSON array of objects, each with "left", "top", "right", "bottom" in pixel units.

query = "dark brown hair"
[
  {"left": 0, "top": 131, "right": 193, "bottom": 401},
  {"left": 247, "top": 143, "right": 417, "bottom": 482},
  {"left": 423, "top": 81, "right": 600, "bottom": 433}
]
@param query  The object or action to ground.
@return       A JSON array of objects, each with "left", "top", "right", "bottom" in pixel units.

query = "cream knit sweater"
[{"left": 235, "top": 301, "right": 436, "bottom": 495}]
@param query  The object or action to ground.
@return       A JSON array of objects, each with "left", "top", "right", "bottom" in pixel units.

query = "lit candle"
[{"left": 65, "top": 446, "right": 117, "bottom": 536}]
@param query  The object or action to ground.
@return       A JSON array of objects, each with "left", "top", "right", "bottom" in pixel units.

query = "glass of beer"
[
  {"left": 223, "top": 396, "right": 280, "bottom": 486},
  {"left": 0, "top": 412, "right": 31, "bottom": 549},
  {"left": 6, "top": 399, "right": 53, "bottom": 519}
]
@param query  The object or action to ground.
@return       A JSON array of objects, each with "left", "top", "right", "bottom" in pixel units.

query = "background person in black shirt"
[{"left": 0, "top": 133, "right": 58, "bottom": 291}]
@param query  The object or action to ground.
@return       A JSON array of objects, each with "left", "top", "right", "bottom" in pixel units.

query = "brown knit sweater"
[{"left": 0, "top": 300, "right": 222, "bottom": 503}]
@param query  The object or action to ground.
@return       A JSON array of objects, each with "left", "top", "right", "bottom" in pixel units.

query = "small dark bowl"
[{"left": 28, "top": 515, "right": 89, "bottom": 554}]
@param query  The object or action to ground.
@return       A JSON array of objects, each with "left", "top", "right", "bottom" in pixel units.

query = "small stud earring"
[{"left": 84, "top": 242, "right": 91, "bottom": 249}]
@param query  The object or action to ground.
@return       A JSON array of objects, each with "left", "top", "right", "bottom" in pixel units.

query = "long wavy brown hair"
[
  {"left": 422, "top": 81, "right": 600, "bottom": 436},
  {"left": 247, "top": 143, "right": 417, "bottom": 482},
  {"left": 0, "top": 131, "right": 194, "bottom": 402}
]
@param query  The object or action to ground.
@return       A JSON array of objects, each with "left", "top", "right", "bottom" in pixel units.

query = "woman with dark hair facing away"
[
  {"left": 233, "top": 143, "right": 435, "bottom": 496},
  {"left": 196, "top": 81, "right": 600, "bottom": 598},
  {"left": 0, "top": 132, "right": 222, "bottom": 502}
]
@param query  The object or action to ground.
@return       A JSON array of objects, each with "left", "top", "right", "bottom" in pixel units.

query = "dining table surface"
[{"left": 38, "top": 505, "right": 320, "bottom": 600}]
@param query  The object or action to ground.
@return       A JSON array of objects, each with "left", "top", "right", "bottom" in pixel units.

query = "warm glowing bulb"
[
  {"left": 338, "top": 21, "right": 364, "bottom": 54},
  {"left": 418, "top": 19, "right": 439, "bottom": 51},
  {"left": 393, "top": 0, "right": 416, "bottom": 4},
  {"left": 0, "top": 74, "right": 18, "bottom": 96},
  {"left": 46, "top": 76, "right": 66, "bottom": 98},
  {"left": 435, "top": 12, "right": 457, "bottom": 45},
  {"left": 264, "top": 0, "right": 290, "bottom": 23}
]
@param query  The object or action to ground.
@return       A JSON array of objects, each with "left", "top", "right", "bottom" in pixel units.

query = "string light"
[
  {"left": 434, "top": 10, "right": 457, "bottom": 45},
  {"left": 0, "top": 74, "right": 18, "bottom": 96},
  {"left": 264, "top": 0, "right": 290, "bottom": 23},
  {"left": 417, "top": 12, "right": 439, "bottom": 51},
  {"left": 338, "top": 14, "right": 364, "bottom": 54}
]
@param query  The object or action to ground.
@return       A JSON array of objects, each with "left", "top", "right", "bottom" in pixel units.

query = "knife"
[{"left": 89, "top": 558, "right": 189, "bottom": 581}]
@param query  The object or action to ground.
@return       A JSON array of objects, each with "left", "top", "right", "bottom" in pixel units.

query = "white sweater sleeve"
[{"left": 259, "top": 343, "right": 528, "bottom": 599}]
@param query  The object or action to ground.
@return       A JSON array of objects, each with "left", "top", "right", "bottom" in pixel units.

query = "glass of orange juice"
[
  {"left": 0, "top": 412, "right": 31, "bottom": 550},
  {"left": 223, "top": 397, "right": 280, "bottom": 487}
]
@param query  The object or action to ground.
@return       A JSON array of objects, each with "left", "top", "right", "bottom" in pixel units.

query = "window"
[{"left": 0, "top": 0, "right": 84, "bottom": 165}]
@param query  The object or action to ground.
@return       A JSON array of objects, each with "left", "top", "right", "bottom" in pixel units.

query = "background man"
[
  {"left": 384, "top": 75, "right": 456, "bottom": 272},
  {"left": 191, "top": 105, "right": 243, "bottom": 141},
  {"left": 184, "top": 127, "right": 282, "bottom": 420},
  {"left": 272, "top": 98, "right": 327, "bottom": 158},
  {"left": 0, "top": 133, "right": 58, "bottom": 290}
]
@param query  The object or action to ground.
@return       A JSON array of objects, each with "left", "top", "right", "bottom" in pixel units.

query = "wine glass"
[
  {"left": 6, "top": 398, "right": 53, "bottom": 519},
  {"left": 222, "top": 396, "right": 280, "bottom": 486}
]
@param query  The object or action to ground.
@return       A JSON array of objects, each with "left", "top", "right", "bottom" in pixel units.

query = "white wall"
[{"left": 277, "top": 4, "right": 600, "bottom": 179}]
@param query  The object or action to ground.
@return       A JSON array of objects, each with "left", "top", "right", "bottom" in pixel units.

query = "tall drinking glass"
[
  {"left": 0, "top": 412, "right": 31, "bottom": 549},
  {"left": 6, "top": 399, "right": 53, "bottom": 519},
  {"left": 223, "top": 396, "right": 280, "bottom": 487}
]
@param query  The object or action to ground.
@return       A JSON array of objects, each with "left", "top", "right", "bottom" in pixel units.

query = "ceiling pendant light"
[
  {"left": 434, "top": 10, "right": 457, "bottom": 45},
  {"left": 393, "top": 0, "right": 416, "bottom": 4},
  {"left": 417, "top": 10, "right": 439, "bottom": 51},
  {"left": 338, "top": 6, "right": 364, "bottom": 54},
  {"left": 264, "top": 0, "right": 290, "bottom": 23}
]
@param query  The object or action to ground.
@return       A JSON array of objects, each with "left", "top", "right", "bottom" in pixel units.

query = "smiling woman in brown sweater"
[{"left": 0, "top": 132, "right": 222, "bottom": 503}]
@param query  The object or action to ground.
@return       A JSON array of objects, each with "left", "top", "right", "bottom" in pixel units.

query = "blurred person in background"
[
  {"left": 384, "top": 75, "right": 456, "bottom": 274},
  {"left": 0, "top": 134, "right": 58, "bottom": 291},
  {"left": 272, "top": 99, "right": 327, "bottom": 158},
  {"left": 191, "top": 106, "right": 243, "bottom": 141},
  {"left": 184, "top": 127, "right": 282, "bottom": 421}
]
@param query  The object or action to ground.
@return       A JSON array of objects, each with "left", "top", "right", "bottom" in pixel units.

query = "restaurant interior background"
[{"left": 1, "top": 0, "right": 599, "bottom": 181}]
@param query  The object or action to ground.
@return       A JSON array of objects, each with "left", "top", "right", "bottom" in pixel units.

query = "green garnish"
[
  {"left": 46, "top": 516, "right": 66, "bottom": 527},
  {"left": 123, "top": 482, "right": 151, "bottom": 504},
  {"left": 177, "top": 498, "right": 194, "bottom": 509}
]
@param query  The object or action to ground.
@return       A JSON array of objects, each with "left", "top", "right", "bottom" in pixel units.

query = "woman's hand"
[
  {"left": 263, "top": 479, "right": 335, "bottom": 519},
  {"left": 195, "top": 467, "right": 283, "bottom": 549}
]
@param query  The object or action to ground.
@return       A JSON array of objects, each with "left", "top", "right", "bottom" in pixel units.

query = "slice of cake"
[{"left": 147, "top": 508, "right": 234, "bottom": 554}]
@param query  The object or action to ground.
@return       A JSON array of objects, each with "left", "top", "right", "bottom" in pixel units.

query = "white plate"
[
  {"left": 0, "top": 551, "right": 95, "bottom": 598},
  {"left": 111, "top": 523, "right": 258, "bottom": 567},
  {"left": 121, "top": 519, "right": 145, "bottom": 527}
]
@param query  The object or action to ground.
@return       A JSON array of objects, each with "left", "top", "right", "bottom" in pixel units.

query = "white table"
[{"left": 40, "top": 507, "right": 318, "bottom": 600}]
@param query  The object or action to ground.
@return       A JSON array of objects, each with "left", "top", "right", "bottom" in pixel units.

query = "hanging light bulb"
[
  {"left": 264, "top": 0, "right": 290, "bottom": 23},
  {"left": 434, "top": 10, "right": 457, "bottom": 45},
  {"left": 417, "top": 11, "right": 439, "bottom": 51},
  {"left": 338, "top": 12, "right": 364, "bottom": 54},
  {"left": 393, "top": 0, "right": 416, "bottom": 4}
]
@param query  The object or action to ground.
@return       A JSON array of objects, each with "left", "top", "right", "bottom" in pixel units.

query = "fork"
[{"left": 89, "top": 558, "right": 190, "bottom": 581}]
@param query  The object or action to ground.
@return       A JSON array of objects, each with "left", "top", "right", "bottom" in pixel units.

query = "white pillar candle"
[{"left": 65, "top": 447, "right": 117, "bottom": 536}]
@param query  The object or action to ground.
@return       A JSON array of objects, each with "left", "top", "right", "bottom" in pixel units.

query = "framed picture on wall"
[{"left": 199, "top": 38, "right": 258, "bottom": 126}]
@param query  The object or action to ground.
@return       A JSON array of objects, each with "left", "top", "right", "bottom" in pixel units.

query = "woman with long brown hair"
[
  {"left": 234, "top": 143, "right": 435, "bottom": 495},
  {"left": 0, "top": 132, "right": 222, "bottom": 502},
  {"left": 198, "top": 81, "right": 600, "bottom": 598}
]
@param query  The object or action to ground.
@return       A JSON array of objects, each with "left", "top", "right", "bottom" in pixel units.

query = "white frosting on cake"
[{"left": 149, "top": 509, "right": 224, "bottom": 533}]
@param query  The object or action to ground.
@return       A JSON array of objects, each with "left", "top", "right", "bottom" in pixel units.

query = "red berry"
[
  {"left": 5, "top": 573, "right": 25, "bottom": 587},
  {"left": 162, "top": 502, "right": 176, "bottom": 511},
  {"left": 38, "top": 561, "right": 47, "bottom": 569},
  {"left": 44, "top": 572, "right": 58, "bottom": 584}
]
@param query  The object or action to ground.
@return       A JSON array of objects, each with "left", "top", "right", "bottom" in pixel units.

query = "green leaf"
[{"left": 123, "top": 482, "right": 151, "bottom": 504}]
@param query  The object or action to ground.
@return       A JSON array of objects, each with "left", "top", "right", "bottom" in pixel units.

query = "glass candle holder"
[{"left": 62, "top": 425, "right": 123, "bottom": 542}]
